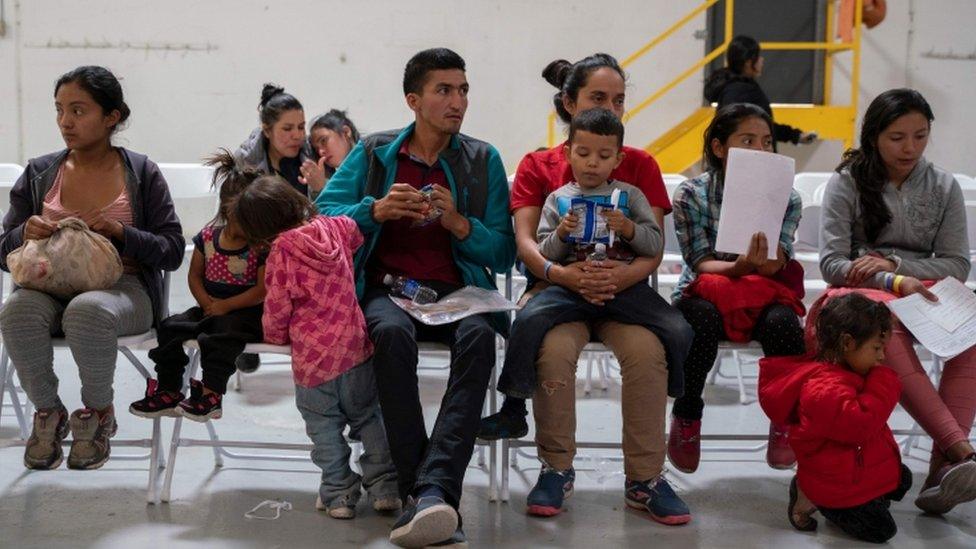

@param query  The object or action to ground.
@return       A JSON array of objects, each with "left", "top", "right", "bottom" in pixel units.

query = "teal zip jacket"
[{"left": 317, "top": 124, "right": 516, "bottom": 331}]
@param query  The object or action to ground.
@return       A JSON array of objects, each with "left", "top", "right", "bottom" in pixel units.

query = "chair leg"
[
  {"left": 234, "top": 370, "right": 243, "bottom": 392},
  {"left": 733, "top": 351, "right": 748, "bottom": 405},
  {"left": 147, "top": 417, "right": 161, "bottom": 504},
  {"left": 707, "top": 354, "right": 721, "bottom": 386},
  {"left": 161, "top": 416, "right": 182, "bottom": 503},
  {"left": 501, "top": 439, "right": 510, "bottom": 502},
  {"left": 598, "top": 357, "right": 609, "bottom": 391},
  {"left": 584, "top": 353, "right": 594, "bottom": 395}
]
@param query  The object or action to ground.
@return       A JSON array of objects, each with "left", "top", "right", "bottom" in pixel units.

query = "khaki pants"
[{"left": 533, "top": 320, "right": 668, "bottom": 481}]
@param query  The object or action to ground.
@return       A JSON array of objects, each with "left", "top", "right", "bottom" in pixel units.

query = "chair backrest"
[
  {"left": 955, "top": 174, "right": 976, "bottom": 202},
  {"left": 794, "top": 204, "right": 822, "bottom": 253},
  {"left": 0, "top": 181, "right": 15, "bottom": 221},
  {"left": 662, "top": 210, "right": 681, "bottom": 254},
  {"left": 0, "top": 163, "right": 24, "bottom": 183},
  {"left": 663, "top": 174, "right": 685, "bottom": 203},
  {"left": 794, "top": 172, "right": 832, "bottom": 206},
  {"left": 966, "top": 201, "right": 976, "bottom": 254},
  {"left": 158, "top": 163, "right": 217, "bottom": 240}
]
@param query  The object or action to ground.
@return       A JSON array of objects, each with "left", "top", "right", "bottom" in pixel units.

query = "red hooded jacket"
[{"left": 758, "top": 355, "right": 902, "bottom": 508}]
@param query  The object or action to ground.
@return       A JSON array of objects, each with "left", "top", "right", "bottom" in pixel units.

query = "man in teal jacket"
[{"left": 318, "top": 48, "right": 514, "bottom": 548}]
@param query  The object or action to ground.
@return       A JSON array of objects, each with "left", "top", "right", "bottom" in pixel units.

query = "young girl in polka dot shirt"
[{"left": 130, "top": 151, "right": 267, "bottom": 421}]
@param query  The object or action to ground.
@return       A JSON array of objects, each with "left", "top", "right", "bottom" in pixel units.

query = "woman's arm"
[
  {"left": 892, "top": 179, "right": 970, "bottom": 282},
  {"left": 120, "top": 160, "right": 185, "bottom": 271}
]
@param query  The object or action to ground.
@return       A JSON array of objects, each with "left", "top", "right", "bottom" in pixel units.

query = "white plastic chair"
[
  {"left": 0, "top": 163, "right": 23, "bottom": 182},
  {"left": 955, "top": 174, "right": 976, "bottom": 202},
  {"left": 158, "top": 163, "right": 217, "bottom": 241},
  {"left": 793, "top": 172, "right": 832, "bottom": 205}
]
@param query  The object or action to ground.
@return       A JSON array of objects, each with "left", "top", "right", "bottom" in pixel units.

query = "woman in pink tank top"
[{"left": 0, "top": 66, "right": 184, "bottom": 471}]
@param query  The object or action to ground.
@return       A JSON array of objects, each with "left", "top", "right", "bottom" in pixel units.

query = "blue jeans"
[
  {"left": 294, "top": 362, "right": 398, "bottom": 506},
  {"left": 497, "top": 283, "right": 693, "bottom": 399},
  {"left": 362, "top": 286, "right": 496, "bottom": 508}
]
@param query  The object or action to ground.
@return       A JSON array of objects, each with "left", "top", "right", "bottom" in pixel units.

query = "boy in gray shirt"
[{"left": 500, "top": 107, "right": 692, "bottom": 409}]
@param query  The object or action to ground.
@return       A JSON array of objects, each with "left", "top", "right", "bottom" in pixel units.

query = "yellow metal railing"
[{"left": 545, "top": 0, "right": 864, "bottom": 149}]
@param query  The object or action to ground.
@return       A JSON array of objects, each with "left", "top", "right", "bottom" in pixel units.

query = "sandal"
[{"left": 788, "top": 476, "right": 818, "bottom": 531}]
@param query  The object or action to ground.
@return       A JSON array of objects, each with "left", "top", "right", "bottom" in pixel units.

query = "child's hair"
[
  {"left": 568, "top": 108, "right": 624, "bottom": 148},
  {"left": 701, "top": 103, "right": 773, "bottom": 174},
  {"left": 309, "top": 109, "right": 361, "bottom": 145},
  {"left": 203, "top": 149, "right": 263, "bottom": 226},
  {"left": 816, "top": 293, "right": 892, "bottom": 363},
  {"left": 232, "top": 175, "right": 317, "bottom": 246}
]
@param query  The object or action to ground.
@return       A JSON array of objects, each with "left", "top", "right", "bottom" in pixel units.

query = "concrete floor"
[{"left": 2, "top": 269, "right": 975, "bottom": 548}]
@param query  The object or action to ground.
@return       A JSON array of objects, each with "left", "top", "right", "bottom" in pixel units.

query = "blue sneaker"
[
  {"left": 526, "top": 463, "right": 575, "bottom": 516},
  {"left": 625, "top": 476, "right": 692, "bottom": 525},
  {"left": 389, "top": 495, "right": 458, "bottom": 548}
]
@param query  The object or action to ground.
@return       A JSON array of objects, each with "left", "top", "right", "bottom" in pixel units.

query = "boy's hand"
[
  {"left": 602, "top": 209, "right": 635, "bottom": 240},
  {"left": 556, "top": 213, "right": 579, "bottom": 241}
]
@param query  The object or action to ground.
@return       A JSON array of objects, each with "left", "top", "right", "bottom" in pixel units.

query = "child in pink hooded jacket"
[{"left": 234, "top": 176, "right": 399, "bottom": 519}]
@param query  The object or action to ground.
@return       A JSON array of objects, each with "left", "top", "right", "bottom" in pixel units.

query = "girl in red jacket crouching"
[{"left": 759, "top": 293, "right": 910, "bottom": 543}]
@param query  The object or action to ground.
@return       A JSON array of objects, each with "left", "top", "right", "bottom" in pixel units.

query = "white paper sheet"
[
  {"left": 886, "top": 278, "right": 976, "bottom": 359},
  {"left": 715, "top": 148, "right": 795, "bottom": 259}
]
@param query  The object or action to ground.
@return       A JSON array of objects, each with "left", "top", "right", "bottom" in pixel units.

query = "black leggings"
[
  {"left": 672, "top": 297, "right": 804, "bottom": 420},
  {"left": 818, "top": 464, "right": 913, "bottom": 544}
]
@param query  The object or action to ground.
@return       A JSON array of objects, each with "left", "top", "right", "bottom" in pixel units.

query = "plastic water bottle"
[
  {"left": 587, "top": 243, "right": 608, "bottom": 263},
  {"left": 383, "top": 274, "right": 439, "bottom": 305}
]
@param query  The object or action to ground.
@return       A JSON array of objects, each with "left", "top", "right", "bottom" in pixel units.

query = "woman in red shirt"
[{"left": 482, "top": 53, "right": 693, "bottom": 523}]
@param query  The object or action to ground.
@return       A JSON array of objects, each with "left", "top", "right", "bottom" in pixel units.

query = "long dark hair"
[
  {"left": 309, "top": 109, "right": 361, "bottom": 157},
  {"left": 836, "top": 88, "right": 934, "bottom": 243},
  {"left": 816, "top": 293, "right": 892, "bottom": 364},
  {"left": 704, "top": 35, "right": 761, "bottom": 102},
  {"left": 204, "top": 149, "right": 263, "bottom": 226},
  {"left": 55, "top": 65, "right": 131, "bottom": 134},
  {"left": 232, "top": 175, "right": 317, "bottom": 246},
  {"left": 701, "top": 103, "right": 773, "bottom": 175},
  {"left": 542, "top": 53, "right": 626, "bottom": 124}
]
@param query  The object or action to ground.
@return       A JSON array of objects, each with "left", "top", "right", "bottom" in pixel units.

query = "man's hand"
[{"left": 371, "top": 183, "right": 426, "bottom": 223}]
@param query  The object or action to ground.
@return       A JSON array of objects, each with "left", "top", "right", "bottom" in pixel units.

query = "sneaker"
[
  {"left": 129, "top": 379, "right": 184, "bottom": 419},
  {"left": 427, "top": 526, "right": 468, "bottom": 547},
  {"left": 526, "top": 463, "right": 575, "bottom": 517},
  {"left": 477, "top": 410, "right": 528, "bottom": 441},
  {"left": 316, "top": 494, "right": 356, "bottom": 520},
  {"left": 373, "top": 494, "right": 402, "bottom": 513},
  {"left": 667, "top": 416, "right": 701, "bottom": 473},
  {"left": 625, "top": 475, "right": 692, "bottom": 525},
  {"left": 178, "top": 379, "right": 222, "bottom": 422},
  {"left": 915, "top": 456, "right": 976, "bottom": 515},
  {"left": 389, "top": 495, "right": 458, "bottom": 548},
  {"left": 24, "top": 405, "right": 69, "bottom": 470},
  {"left": 766, "top": 422, "right": 796, "bottom": 470},
  {"left": 67, "top": 408, "right": 118, "bottom": 470},
  {"left": 235, "top": 353, "right": 260, "bottom": 373}
]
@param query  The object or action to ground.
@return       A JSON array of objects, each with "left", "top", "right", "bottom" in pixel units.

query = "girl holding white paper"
[
  {"left": 669, "top": 103, "right": 806, "bottom": 475},
  {"left": 819, "top": 88, "right": 976, "bottom": 515}
]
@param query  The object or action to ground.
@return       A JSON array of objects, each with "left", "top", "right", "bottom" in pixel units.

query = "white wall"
[
  {"left": 828, "top": 0, "right": 976, "bottom": 175},
  {"left": 0, "top": 1, "right": 973, "bottom": 174},
  {"left": 0, "top": 0, "right": 703, "bottom": 172}
]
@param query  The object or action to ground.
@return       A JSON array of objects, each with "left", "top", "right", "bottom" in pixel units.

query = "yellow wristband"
[{"left": 893, "top": 275, "right": 905, "bottom": 295}]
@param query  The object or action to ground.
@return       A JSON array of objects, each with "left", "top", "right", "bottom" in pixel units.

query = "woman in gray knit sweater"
[{"left": 819, "top": 89, "right": 976, "bottom": 517}]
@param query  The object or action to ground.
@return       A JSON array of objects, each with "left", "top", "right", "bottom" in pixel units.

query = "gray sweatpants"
[{"left": 0, "top": 274, "right": 153, "bottom": 410}]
